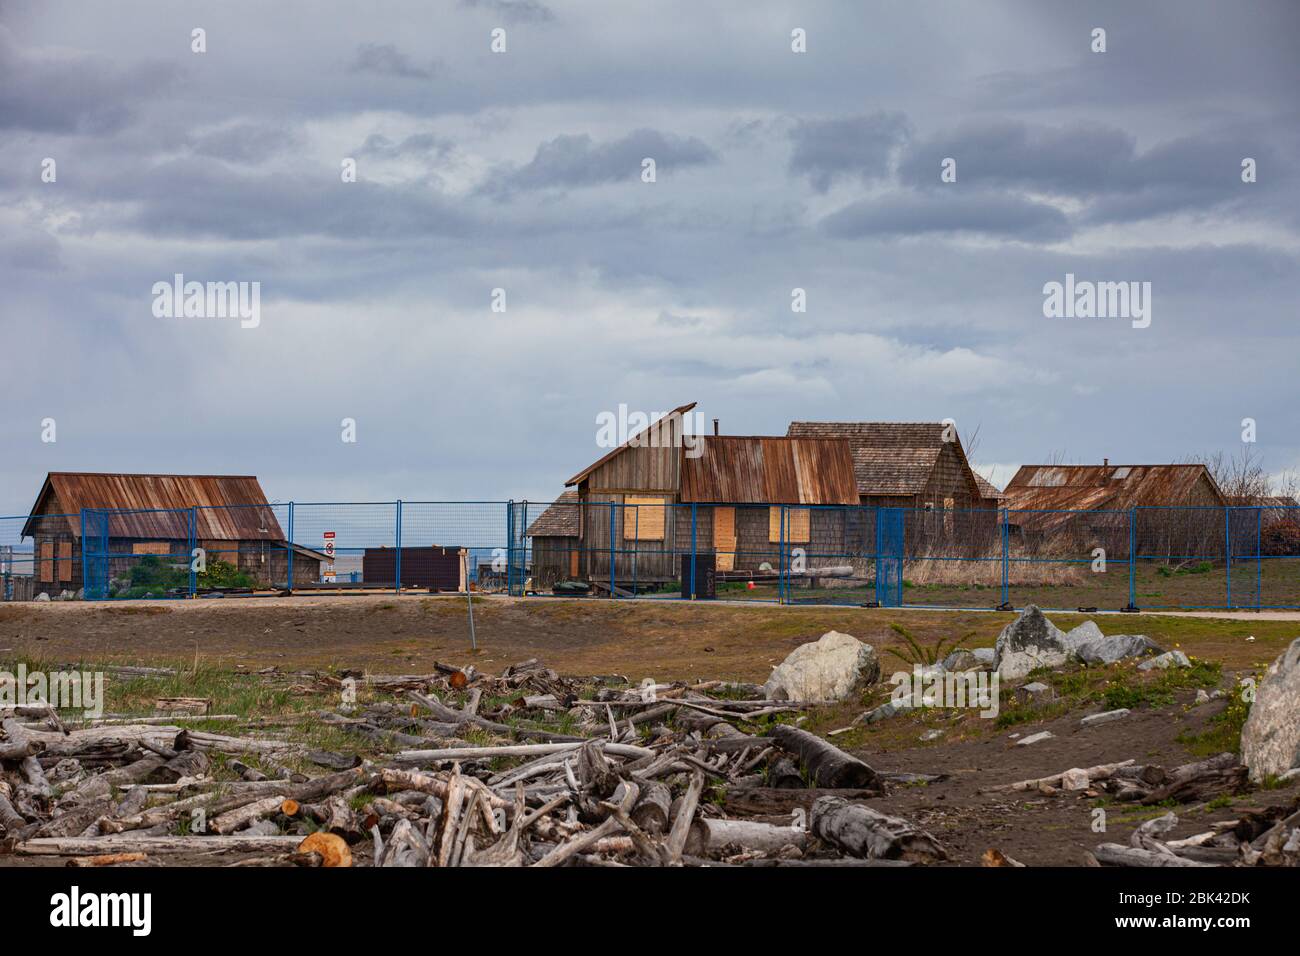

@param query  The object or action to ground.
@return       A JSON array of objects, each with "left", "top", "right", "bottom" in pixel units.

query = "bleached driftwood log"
[{"left": 810, "top": 796, "right": 947, "bottom": 862}]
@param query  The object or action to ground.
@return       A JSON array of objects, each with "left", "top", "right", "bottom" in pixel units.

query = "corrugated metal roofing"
[
  {"left": 1003, "top": 464, "right": 1226, "bottom": 522},
  {"left": 786, "top": 421, "right": 952, "bottom": 496},
  {"left": 525, "top": 491, "right": 581, "bottom": 538},
  {"left": 23, "top": 473, "right": 284, "bottom": 540},
  {"left": 679, "top": 437, "right": 859, "bottom": 504}
]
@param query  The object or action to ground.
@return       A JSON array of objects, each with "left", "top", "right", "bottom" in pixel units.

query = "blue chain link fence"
[{"left": 2, "top": 501, "right": 1298, "bottom": 611}]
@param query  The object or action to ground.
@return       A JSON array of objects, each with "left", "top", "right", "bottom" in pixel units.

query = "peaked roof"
[
  {"left": 23, "top": 472, "right": 284, "bottom": 540},
  {"left": 526, "top": 491, "right": 581, "bottom": 537},
  {"left": 785, "top": 422, "right": 977, "bottom": 497},
  {"left": 679, "top": 436, "right": 859, "bottom": 504},
  {"left": 566, "top": 402, "right": 697, "bottom": 487},
  {"left": 1003, "top": 464, "right": 1226, "bottom": 512},
  {"left": 975, "top": 474, "right": 1004, "bottom": 500}
]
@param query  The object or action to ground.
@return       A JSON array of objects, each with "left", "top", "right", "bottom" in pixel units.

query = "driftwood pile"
[{"left": 0, "top": 659, "right": 948, "bottom": 867}]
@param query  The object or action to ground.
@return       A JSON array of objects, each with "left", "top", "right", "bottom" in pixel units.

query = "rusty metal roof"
[
  {"left": 1003, "top": 464, "right": 1226, "bottom": 518},
  {"left": 786, "top": 421, "right": 967, "bottom": 496},
  {"left": 679, "top": 437, "right": 859, "bottom": 504},
  {"left": 22, "top": 472, "right": 284, "bottom": 540},
  {"left": 525, "top": 491, "right": 581, "bottom": 538},
  {"left": 565, "top": 401, "right": 697, "bottom": 487}
]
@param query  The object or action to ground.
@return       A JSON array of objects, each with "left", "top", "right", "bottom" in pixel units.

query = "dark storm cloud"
[
  {"left": 787, "top": 112, "right": 911, "bottom": 192},
  {"left": 487, "top": 128, "right": 718, "bottom": 194},
  {"left": 101, "top": 158, "right": 474, "bottom": 241},
  {"left": 357, "top": 132, "right": 457, "bottom": 162},
  {"left": 822, "top": 191, "right": 1071, "bottom": 243},
  {"left": 0, "top": 0, "right": 1298, "bottom": 512},
  {"left": 458, "top": 0, "right": 555, "bottom": 23},
  {"left": 348, "top": 42, "right": 438, "bottom": 80},
  {"left": 0, "top": 24, "right": 176, "bottom": 133},
  {"left": 190, "top": 123, "right": 302, "bottom": 164}
]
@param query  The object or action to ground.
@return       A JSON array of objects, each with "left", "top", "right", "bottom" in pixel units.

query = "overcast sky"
[{"left": 2, "top": 0, "right": 1298, "bottom": 516}]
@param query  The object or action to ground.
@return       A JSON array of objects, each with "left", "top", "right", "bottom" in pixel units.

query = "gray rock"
[
  {"left": 1241, "top": 637, "right": 1300, "bottom": 782},
  {"left": 1138, "top": 650, "right": 1191, "bottom": 671},
  {"left": 1060, "top": 768, "right": 1091, "bottom": 790},
  {"left": 857, "top": 697, "right": 914, "bottom": 725},
  {"left": 1016, "top": 731, "right": 1055, "bottom": 746},
  {"left": 1080, "top": 708, "right": 1130, "bottom": 727},
  {"left": 35, "top": 592, "right": 51, "bottom": 602},
  {"left": 764, "top": 631, "right": 880, "bottom": 703},
  {"left": 1195, "top": 689, "right": 1211, "bottom": 704},
  {"left": 943, "top": 648, "right": 995, "bottom": 672},
  {"left": 1073, "top": 633, "right": 1163, "bottom": 665},
  {"left": 1015, "top": 681, "right": 1055, "bottom": 705},
  {"left": 920, "top": 729, "right": 945, "bottom": 741},
  {"left": 995, "top": 606, "right": 1073, "bottom": 678},
  {"left": 1064, "top": 620, "right": 1105, "bottom": 648}
]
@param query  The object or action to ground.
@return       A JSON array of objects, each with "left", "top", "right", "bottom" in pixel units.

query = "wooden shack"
[{"left": 20, "top": 472, "right": 327, "bottom": 596}]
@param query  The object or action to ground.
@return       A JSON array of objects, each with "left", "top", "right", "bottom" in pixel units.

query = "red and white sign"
[{"left": 323, "top": 531, "right": 336, "bottom": 582}]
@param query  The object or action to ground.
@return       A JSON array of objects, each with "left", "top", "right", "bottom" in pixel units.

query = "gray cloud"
[
  {"left": 488, "top": 128, "right": 718, "bottom": 194},
  {"left": 459, "top": 0, "right": 555, "bottom": 23},
  {"left": 190, "top": 123, "right": 302, "bottom": 165},
  {"left": 787, "top": 112, "right": 911, "bottom": 192},
  {"left": 349, "top": 42, "right": 438, "bottom": 80},
  {"left": 822, "top": 191, "right": 1071, "bottom": 242}
]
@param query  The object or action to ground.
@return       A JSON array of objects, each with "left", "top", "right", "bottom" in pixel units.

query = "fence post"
[
  {"left": 505, "top": 500, "right": 514, "bottom": 596},
  {"left": 189, "top": 507, "right": 197, "bottom": 598},
  {"left": 395, "top": 500, "right": 402, "bottom": 595},
  {"left": 1000, "top": 508, "right": 1009, "bottom": 609},
  {"left": 1127, "top": 509, "right": 1136, "bottom": 610},
  {"left": 1224, "top": 505, "right": 1232, "bottom": 609},
  {"left": 778, "top": 505, "right": 786, "bottom": 605},
  {"left": 287, "top": 502, "right": 294, "bottom": 591},
  {"left": 1256, "top": 506, "right": 1263, "bottom": 610},
  {"left": 690, "top": 503, "right": 697, "bottom": 600},
  {"left": 608, "top": 500, "right": 616, "bottom": 599}
]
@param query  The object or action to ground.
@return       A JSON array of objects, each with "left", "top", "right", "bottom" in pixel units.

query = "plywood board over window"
[
  {"left": 39, "top": 541, "right": 54, "bottom": 582},
  {"left": 132, "top": 541, "right": 172, "bottom": 556},
  {"left": 769, "top": 506, "right": 810, "bottom": 543},
  {"left": 623, "top": 496, "right": 666, "bottom": 541},
  {"left": 714, "top": 506, "right": 736, "bottom": 571},
  {"left": 57, "top": 540, "right": 73, "bottom": 583}
]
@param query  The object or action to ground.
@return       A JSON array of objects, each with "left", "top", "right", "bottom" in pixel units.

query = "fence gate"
[
  {"left": 506, "top": 501, "right": 530, "bottom": 596},
  {"left": 875, "top": 507, "right": 905, "bottom": 607},
  {"left": 80, "top": 509, "right": 111, "bottom": 599}
]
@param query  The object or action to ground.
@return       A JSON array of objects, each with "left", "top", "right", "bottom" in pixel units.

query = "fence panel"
[
  {"left": 1, "top": 513, "right": 67, "bottom": 602},
  {"left": 1257, "top": 504, "right": 1300, "bottom": 608},
  {"left": 78, "top": 507, "right": 195, "bottom": 600},
  {"left": 401, "top": 501, "right": 509, "bottom": 592},
  {"left": 288, "top": 502, "right": 399, "bottom": 590},
  {"left": 777, "top": 505, "right": 878, "bottom": 606},
  {"left": 899, "top": 506, "right": 1003, "bottom": 609},
  {"left": 1132, "top": 506, "right": 1228, "bottom": 609},
  {"left": 1003, "top": 508, "right": 1132, "bottom": 611}
]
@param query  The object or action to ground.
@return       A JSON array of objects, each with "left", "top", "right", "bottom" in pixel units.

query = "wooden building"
[
  {"left": 546, "top": 404, "right": 862, "bottom": 589},
  {"left": 785, "top": 421, "right": 990, "bottom": 511},
  {"left": 20, "top": 472, "right": 327, "bottom": 595}
]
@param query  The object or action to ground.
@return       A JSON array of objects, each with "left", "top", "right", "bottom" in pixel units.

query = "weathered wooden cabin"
[
  {"left": 785, "top": 421, "right": 989, "bottom": 510},
  {"left": 20, "top": 472, "right": 327, "bottom": 595},
  {"left": 552, "top": 404, "right": 861, "bottom": 588}
]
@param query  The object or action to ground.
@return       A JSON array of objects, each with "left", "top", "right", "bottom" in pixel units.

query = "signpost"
[{"left": 323, "top": 531, "right": 336, "bottom": 583}]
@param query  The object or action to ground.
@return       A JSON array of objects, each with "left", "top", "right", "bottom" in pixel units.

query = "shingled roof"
[
  {"left": 785, "top": 422, "right": 974, "bottom": 497},
  {"left": 525, "top": 491, "right": 581, "bottom": 538},
  {"left": 975, "top": 474, "right": 1004, "bottom": 500}
]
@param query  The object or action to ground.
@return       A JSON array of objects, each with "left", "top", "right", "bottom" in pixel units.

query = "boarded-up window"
[
  {"left": 57, "top": 540, "right": 73, "bottom": 583},
  {"left": 623, "top": 496, "right": 666, "bottom": 541},
  {"left": 569, "top": 549, "right": 580, "bottom": 578},
  {"left": 769, "top": 507, "right": 810, "bottom": 543},
  {"left": 39, "top": 541, "right": 54, "bottom": 582},
  {"left": 132, "top": 541, "right": 171, "bottom": 555},
  {"left": 714, "top": 507, "right": 736, "bottom": 572}
]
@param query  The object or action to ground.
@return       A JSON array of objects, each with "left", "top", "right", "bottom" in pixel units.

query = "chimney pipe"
[
  {"left": 1104, "top": 457, "right": 1109, "bottom": 467},
  {"left": 712, "top": 418, "right": 719, "bottom": 436}
]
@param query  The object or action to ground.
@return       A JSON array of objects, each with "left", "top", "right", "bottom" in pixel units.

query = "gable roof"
[
  {"left": 679, "top": 436, "right": 859, "bottom": 504},
  {"left": 566, "top": 401, "right": 697, "bottom": 487},
  {"left": 525, "top": 491, "right": 581, "bottom": 538},
  {"left": 1003, "top": 464, "right": 1226, "bottom": 513},
  {"left": 785, "top": 422, "right": 976, "bottom": 497},
  {"left": 975, "top": 474, "right": 1004, "bottom": 500},
  {"left": 23, "top": 472, "right": 284, "bottom": 540}
]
